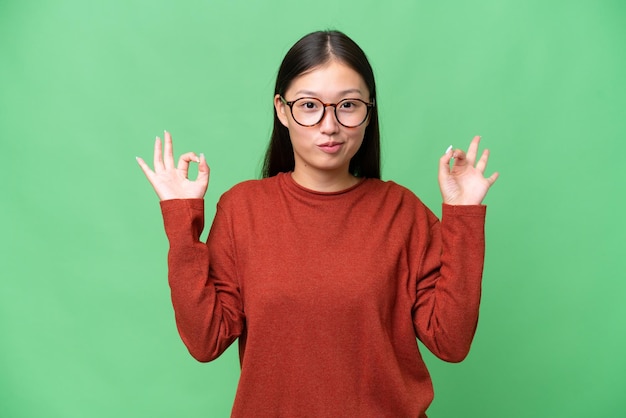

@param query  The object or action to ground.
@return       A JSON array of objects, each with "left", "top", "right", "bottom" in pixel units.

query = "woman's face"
[{"left": 274, "top": 60, "right": 370, "bottom": 179}]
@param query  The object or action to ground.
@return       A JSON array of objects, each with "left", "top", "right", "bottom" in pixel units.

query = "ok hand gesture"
[
  {"left": 136, "top": 131, "right": 209, "bottom": 201},
  {"left": 438, "top": 136, "right": 499, "bottom": 206}
]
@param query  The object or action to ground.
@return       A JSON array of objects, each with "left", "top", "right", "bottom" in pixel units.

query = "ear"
[
  {"left": 364, "top": 99, "right": 374, "bottom": 127},
  {"left": 274, "top": 94, "right": 289, "bottom": 128}
]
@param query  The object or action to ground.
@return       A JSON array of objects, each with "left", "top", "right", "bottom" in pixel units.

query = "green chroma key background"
[{"left": 1, "top": 0, "right": 624, "bottom": 416}]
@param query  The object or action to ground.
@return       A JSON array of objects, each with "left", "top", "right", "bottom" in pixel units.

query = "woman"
[{"left": 137, "top": 30, "right": 498, "bottom": 418}]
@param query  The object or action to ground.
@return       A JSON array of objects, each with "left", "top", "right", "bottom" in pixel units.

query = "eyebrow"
[{"left": 293, "top": 88, "right": 364, "bottom": 97}]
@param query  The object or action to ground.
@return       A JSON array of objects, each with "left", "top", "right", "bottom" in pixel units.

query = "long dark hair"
[{"left": 261, "top": 30, "right": 381, "bottom": 179}]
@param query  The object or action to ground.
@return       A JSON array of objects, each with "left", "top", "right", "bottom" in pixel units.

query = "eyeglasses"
[{"left": 280, "top": 96, "right": 375, "bottom": 128}]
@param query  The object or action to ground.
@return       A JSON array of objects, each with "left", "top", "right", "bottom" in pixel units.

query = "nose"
[{"left": 319, "top": 105, "right": 340, "bottom": 134}]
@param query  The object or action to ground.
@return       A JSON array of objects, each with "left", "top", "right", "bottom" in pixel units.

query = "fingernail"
[{"left": 445, "top": 145, "right": 453, "bottom": 154}]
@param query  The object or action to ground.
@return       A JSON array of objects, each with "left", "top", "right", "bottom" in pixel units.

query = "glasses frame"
[{"left": 280, "top": 96, "right": 375, "bottom": 128}]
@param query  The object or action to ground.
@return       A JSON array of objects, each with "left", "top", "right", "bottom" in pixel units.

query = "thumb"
[
  {"left": 438, "top": 145, "right": 453, "bottom": 179},
  {"left": 197, "top": 153, "right": 210, "bottom": 182}
]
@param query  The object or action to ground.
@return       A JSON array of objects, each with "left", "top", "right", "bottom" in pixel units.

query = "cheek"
[
  {"left": 351, "top": 130, "right": 368, "bottom": 154},
  {"left": 351, "top": 128, "right": 367, "bottom": 145},
  {"left": 287, "top": 125, "right": 310, "bottom": 146}
]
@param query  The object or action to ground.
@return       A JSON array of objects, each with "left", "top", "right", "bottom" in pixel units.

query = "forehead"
[{"left": 286, "top": 60, "right": 368, "bottom": 98}]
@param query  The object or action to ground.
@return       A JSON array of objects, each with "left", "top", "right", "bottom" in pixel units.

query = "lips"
[{"left": 317, "top": 142, "right": 344, "bottom": 154}]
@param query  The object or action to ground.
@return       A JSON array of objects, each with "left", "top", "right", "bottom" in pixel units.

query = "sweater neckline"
[{"left": 279, "top": 172, "right": 368, "bottom": 197}]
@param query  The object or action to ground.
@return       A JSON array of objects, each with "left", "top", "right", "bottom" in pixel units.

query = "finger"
[
  {"left": 153, "top": 136, "right": 164, "bottom": 172},
  {"left": 486, "top": 171, "right": 499, "bottom": 186},
  {"left": 163, "top": 130, "right": 175, "bottom": 170},
  {"left": 177, "top": 152, "right": 201, "bottom": 179},
  {"left": 466, "top": 135, "right": 481, "bottom": 164},
  {"left": 136, "top": 156, "right": 155, "bottom": 180},
  {"left": 475, "top": 149, "right": 490, "bottom": 173},
  {"left": 450, "top": 148, "right": 467, "bottom": 169}
]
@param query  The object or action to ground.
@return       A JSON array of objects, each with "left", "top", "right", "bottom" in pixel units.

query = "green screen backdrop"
[{"left": 1, "top": 1, "right": 625, "bottom": 417}]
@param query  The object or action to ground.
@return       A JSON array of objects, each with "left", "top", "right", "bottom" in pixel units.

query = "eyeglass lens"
[{"left": 290, "top": 98, "right": 369, "bottom": 127}]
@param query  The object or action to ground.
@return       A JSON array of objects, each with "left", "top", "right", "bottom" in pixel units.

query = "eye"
[
  {"left": 296, "top": 99, "right": 321, "bottom": 112},
  {"left": 338, "top": 100, "right": 362, "bottom": 112}
]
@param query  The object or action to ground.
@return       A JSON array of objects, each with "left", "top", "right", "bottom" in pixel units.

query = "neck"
[{"left": 291, "top": 167, "right": 360, "bottom": 192}]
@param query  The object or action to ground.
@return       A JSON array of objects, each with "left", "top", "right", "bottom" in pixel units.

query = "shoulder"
[
  {"left": 366, "top": 178, "right": 426, "bottom": 205},
  {"left": 365, "top": 178, "right": 438, "bottom": 222},
  {"left": 227, "top": 177, "right": 279, "bottom": 195},
  {"left": 217, "top": 175, "right": 281, "bottom": 208}
]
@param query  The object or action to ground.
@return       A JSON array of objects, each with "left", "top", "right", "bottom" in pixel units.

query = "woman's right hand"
[{"left": 136, "top": 131, "right": 210, "bottom": 201}]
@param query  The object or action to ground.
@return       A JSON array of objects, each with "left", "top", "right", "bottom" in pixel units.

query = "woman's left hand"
[{"left": 438, "top": 135, "right": 499, "bottom": 205}]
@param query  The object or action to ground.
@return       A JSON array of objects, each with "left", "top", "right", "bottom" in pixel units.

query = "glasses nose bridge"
[{"left": 319, "top": 101, "right": 340, "bottom": 123}]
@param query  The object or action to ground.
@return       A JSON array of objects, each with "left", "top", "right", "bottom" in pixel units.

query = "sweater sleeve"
[
  {"left": 160, "top": 198, "right": 244, "bottom": 362},
  {"left": 412, "top": 204, "right": 487, "bottom": 363}
]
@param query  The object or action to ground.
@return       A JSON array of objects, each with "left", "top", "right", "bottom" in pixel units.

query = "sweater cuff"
[
  {"left": 441, "top": 203, "right": 486, "bottom": 218},
  {"left": 160, "top": 198, "right": 204, "bottom": 213},
  {"left": 159, "top": 199, "right": 205, "bottom": 242}
]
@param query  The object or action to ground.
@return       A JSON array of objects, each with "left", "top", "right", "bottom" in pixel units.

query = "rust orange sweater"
[{"left": 160, "top": 172, "right": 487, "bottom": 417}]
